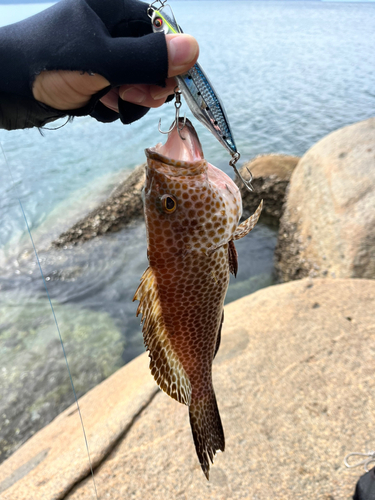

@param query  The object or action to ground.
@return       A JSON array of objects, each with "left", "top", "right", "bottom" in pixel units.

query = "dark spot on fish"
[
  {"left": 346, "top": 316, "right": 352, "bottom": 321},
  {"left": 312, "top": 302, "right": 320, "bottom": 309},
  {"left": 206, "top": 106, "right": 210, "bottom": 111},
  {"left": 214, "top": 121, "right": 218, "bottom": 125},
  {"left": 197, "top": 91, "right": 201, "bottom": 96},
  {"left": 223, "top": 135, "right": 227, "bottom": 140},
  {"left": 339, "top": 152, "right": 347, "bottom": 159}
]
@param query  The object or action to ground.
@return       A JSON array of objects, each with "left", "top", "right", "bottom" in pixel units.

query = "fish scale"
[{"left": 134, "top": 119, "right": 262, "bottom": 479}]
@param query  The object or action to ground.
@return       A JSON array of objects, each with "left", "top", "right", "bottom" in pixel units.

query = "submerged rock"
[
  {"left": 0, "top": 297, "right": 125, "bottom": 465},
  {"left": 1, "top": 278, "right": 374, "bottom": 499},
  {"left": 236, "top": 154, "right": 299, "bottom": 224},
  {"left": 275, "top": 118, "right": 375, "bottom": 282},
  {"left": 52, "top": 164, "right": 145, "bottom": 248}
]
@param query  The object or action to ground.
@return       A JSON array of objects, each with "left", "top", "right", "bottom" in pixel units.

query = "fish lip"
[
  {"left": 145, "top": 148, "right": 201, "bottom": 166},
  {"left": 146, "top": 118, "right": 204, "bottom": 167},
  {"left": 144, "top": 149, "right": 207, "bottom": 176}
]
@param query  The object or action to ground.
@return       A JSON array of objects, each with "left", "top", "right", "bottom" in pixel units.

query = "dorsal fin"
[
  {"left": 233, "top": 200, "right": 263, "bottom": 241},
  {"left": 133, "top": 267, "right": 192, "bottom": 406}
]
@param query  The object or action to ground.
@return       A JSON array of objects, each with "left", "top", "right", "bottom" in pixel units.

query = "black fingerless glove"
[{"left": 0, "top": 0, "right": 169, "bottom": 130}]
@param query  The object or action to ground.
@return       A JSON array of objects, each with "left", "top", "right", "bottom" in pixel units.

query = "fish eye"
[
  {"left": 160, "top": 194, "right": 177, "bottom": 214},
  {"left": 153, "top": 17, "right": 163, "bottom": 29}
]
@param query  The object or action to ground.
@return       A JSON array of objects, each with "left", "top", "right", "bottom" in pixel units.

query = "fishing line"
[{"left": 0, "top": 141, "right": 99, "bottom": 500}]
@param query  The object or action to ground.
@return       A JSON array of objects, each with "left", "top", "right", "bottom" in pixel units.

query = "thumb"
[{"left": 166, "top": 34, "right": 199, "bottom": 78}]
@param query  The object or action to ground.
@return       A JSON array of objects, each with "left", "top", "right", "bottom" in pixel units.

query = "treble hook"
[
  {"left": 147, "top": 0, "right": 168, "bottom": 18},
  {"left": 229, "top": 153, "right": 255, "bottom": 193},
  {"left": 344, "top": 451, "right": 375, "bottom": 472},
  {"left": 158, "top": 87, "right": 187, "bottom": 140}
]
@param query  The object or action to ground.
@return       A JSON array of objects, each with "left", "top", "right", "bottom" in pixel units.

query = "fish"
[{"left": 133, "top": 118, "right": 262, "bottom": 479}]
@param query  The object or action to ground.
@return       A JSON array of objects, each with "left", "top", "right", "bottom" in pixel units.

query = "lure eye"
[
  {"left": 153, "top": 17, "right": 163, "bottom": 29},
  {"left": 160, "top": 194, "right": 177, "bottom": 214}
]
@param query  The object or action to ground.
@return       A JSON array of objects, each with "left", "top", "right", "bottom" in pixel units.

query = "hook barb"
[
  {"left": 230, "top": 153, "right": 254, "bottom": 192},
  {"left": 158, "top": 118, "right": 175, "bottom": 135}
]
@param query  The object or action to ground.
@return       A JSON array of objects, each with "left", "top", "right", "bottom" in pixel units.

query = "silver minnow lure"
[{"left": 148, "top": 2, "right": 253, "bottom": 191}]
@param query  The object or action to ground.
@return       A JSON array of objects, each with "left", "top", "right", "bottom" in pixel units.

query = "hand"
[
  {"left": 0, "top": 0, "right": 197, "bottom": 129},
  {"left": 33, "top": 34, "right": 199, "bottom": 112}
]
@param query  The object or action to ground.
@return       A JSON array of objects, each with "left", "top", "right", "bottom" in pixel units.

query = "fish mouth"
[{"left": 146, "top": 118, "right": 204, "bottom": 165}]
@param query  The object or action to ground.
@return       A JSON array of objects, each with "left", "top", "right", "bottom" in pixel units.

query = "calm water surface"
[{"left": 0, "top": 1, "right": 374, "bottom": 462}]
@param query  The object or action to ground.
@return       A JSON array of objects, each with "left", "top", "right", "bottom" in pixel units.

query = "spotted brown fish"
[{"left": 134, "top": 119, "right": 262, "bottom": 479}]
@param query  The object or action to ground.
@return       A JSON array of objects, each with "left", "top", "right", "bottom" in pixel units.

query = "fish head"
[{"left": 144, "top": 119, "right": 242, "bottom": 259}]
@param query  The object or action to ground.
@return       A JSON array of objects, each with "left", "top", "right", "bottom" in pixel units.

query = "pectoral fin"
[
  {"left": 233, "top": 200, "right": 263, "bottom": 241},
  {"left": 133, "top": 267, "right": 192, "bottom": 405}
]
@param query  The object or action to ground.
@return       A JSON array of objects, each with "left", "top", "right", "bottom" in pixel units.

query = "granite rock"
[
  {"left": 275, "top": 118, "right": 375, "bottom": 282},
  {"left": 236, "top": 154, "right": 299, "bottom": 224}
]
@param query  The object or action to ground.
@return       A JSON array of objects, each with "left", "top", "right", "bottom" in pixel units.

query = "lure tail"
[{"left": 189, "top": 391, "right": 225, "bottom": 480}]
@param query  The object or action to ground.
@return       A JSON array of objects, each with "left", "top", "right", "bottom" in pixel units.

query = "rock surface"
[
  {"left": 236, "top": 154, "right": 299, "bottom": 224},
  {"left": 275, "top": 118, "right": 375, "bottom": 282},
  {"left": 52, "top": 164, "right": 145, "bottom": 248},
  {"left": 1, "top": 278, "right": 374, "bottom": 499}
]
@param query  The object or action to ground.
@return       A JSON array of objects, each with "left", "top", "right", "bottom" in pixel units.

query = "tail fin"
[{"left": 189, "top": 391, "right": 225, "bottom": 480}]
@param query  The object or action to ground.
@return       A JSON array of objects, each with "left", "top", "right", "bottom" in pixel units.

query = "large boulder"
[
  {"left": 1, "top": 278, "right": 374, "bottom": 499},
  {"left": 236, "top": 154, "right": 299, "bottom": 224},
  {"left": 275, "top": 118, "right": 375, "bottom": 282}
]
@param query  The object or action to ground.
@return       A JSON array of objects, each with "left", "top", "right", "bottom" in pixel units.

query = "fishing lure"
[{"left": 147, "top": 0, "right": 254, "bottom": 192}]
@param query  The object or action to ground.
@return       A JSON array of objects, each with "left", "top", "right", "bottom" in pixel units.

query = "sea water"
[{"left": 0, "top": 0, "right": 374, "bottom": 463}]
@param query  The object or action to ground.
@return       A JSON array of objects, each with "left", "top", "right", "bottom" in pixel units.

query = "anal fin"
[
  {"left": 233, "top": 200, "right": 263, "bottom": 241},
  {"left": 133, "top": 267, "right": 192, "bottom": 405}
]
